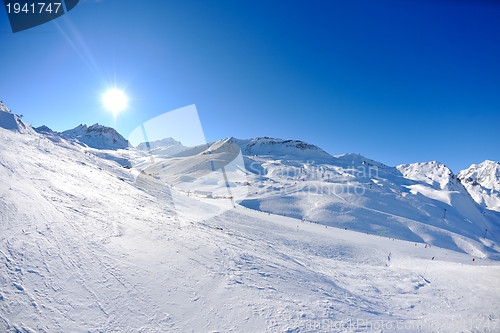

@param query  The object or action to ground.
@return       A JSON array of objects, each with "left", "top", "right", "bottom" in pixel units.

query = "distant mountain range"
[
  {"left": 1, "top": 102, "right": 499, "bottom": 257},
  {"left": 33, "top": 123, "right": 130, "bottom": 150}
]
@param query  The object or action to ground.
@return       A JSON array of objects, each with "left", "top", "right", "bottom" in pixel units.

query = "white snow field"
[{"left": 1, "top": 107, "right": 500, "bottom": 332}]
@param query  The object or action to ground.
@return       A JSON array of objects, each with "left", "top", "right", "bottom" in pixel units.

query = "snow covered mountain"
[
  {"left": 132, "top": 134, "right": 500, "bottom": 258},
  {"left": 397, "top": 161, "right": 461, "bottom": 191},
  {"left": 232, "top": 136, "right": 334, "bottom": 161},
  {"left": 136, "top": 137, "right": 188, "bottom": 156},
  {"left": 34, "top": 122, "right": 131, "bottom": 150},
  {"left": 458, "top": 160, "right": 500, "bottom": 212},
  {"left": 0, "top": 102, "right": 36, "bottom": 135},
  {"left": 60, "top": 123, "right": 130, "bottom": 150},
  {"left": 34, "top": 125, "right": 55, "bottom": 134},
  {"left": 2, "top": 115, "right": 500, "bottom": 331},
  {"left": 234, "top": 145, "right": 499, "bottom": 257}
]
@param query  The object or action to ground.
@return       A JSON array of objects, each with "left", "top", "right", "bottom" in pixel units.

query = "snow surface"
[{"left": 1, "top": 116, "right": 500, "bottom": 332}]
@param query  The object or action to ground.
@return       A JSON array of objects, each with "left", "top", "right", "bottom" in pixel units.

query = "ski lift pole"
[{"left": 221, "top": 166, "right": 235, "bottom": 208}]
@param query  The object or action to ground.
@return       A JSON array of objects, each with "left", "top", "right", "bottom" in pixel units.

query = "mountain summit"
[
  {"left": 231, "top": 137, "right": 333, "bottom": 160},
  {"left": 59, "top": 123, "right": 131, "bottom": 150},
  {"left": 458, "top": 160, "right": 500, "bottom": 212},
  {"left": 397, "top": 161, "right": 462, "bottom": 191},
  {"left": 0, "top": 101, "right": 36, "bottom": 134}
]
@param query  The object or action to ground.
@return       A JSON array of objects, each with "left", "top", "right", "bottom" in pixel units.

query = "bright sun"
[{"left": 103, "top": 89, "right": 127, "bottom": 115}]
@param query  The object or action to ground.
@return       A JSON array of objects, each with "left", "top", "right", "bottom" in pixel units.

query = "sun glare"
[{"left": 103, "top": 89, "right": 127, "bottom": 114}]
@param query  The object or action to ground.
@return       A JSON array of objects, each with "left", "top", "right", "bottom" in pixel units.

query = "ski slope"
[
  {"left": 132, "top": 136, "right": 500, "bottom": 258},
  {"left": 1, "top": 111, "right": 500, "bottom": 332}
]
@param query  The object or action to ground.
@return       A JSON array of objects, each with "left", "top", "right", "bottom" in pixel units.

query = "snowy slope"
[
  {"left": 117, "top": 134, "right": 500, "bottom": 258},
  {"left": 230, "top": 139, "right": 499, "bottom": 258},
  {"left": 1, "top": 128, "right": 500, "bottom": 332},
  {"left": 0, "top": 102, "right": 36, "bottom": 135},
  {"left": 139, "top": 138, "right": 248, "bottom": 221},
  {"left": 458, "top": 160, "right": 500, "bottom": 213}
]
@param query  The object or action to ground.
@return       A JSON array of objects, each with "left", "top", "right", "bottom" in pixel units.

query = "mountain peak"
[
  {"left": 458, "top": 160, "right": 500, "bottom": 212},
  {"left": 0, "top": 101, "right": 12, "bottom": 113},
  {"left": 397, "top": 161, "right": 460, "bottom": 190},
  {"left": 135, "top": 137, "right": 189, "bottom": 157},
  {"left": 87, "top": 123, "right": 115, "bottom": 133},
  {"left": 459, "top": 160, "right": 500, "bottom": 191},
  {"left": 0, "top": 101, "right": 36, "bottom": 134},
  {"left": 34, "top": 125, "right": 55, "bottom": 134},
  {"left": 231, "top": 137, "right": 333, "bottom": 160},
  {"left": 61, "top": 123, "right": 130, "bottom": 150},
  {"left": 136, "top": 137, "right": 183, "bottom": 150}
]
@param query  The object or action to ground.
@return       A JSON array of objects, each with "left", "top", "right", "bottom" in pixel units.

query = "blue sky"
[{"left": 1, "top": 0, "right": 499, "bottom": 172}]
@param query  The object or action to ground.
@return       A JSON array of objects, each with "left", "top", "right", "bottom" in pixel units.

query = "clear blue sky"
[{"left": 1, "top": 0, "right": 499, "bottom": 172}]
